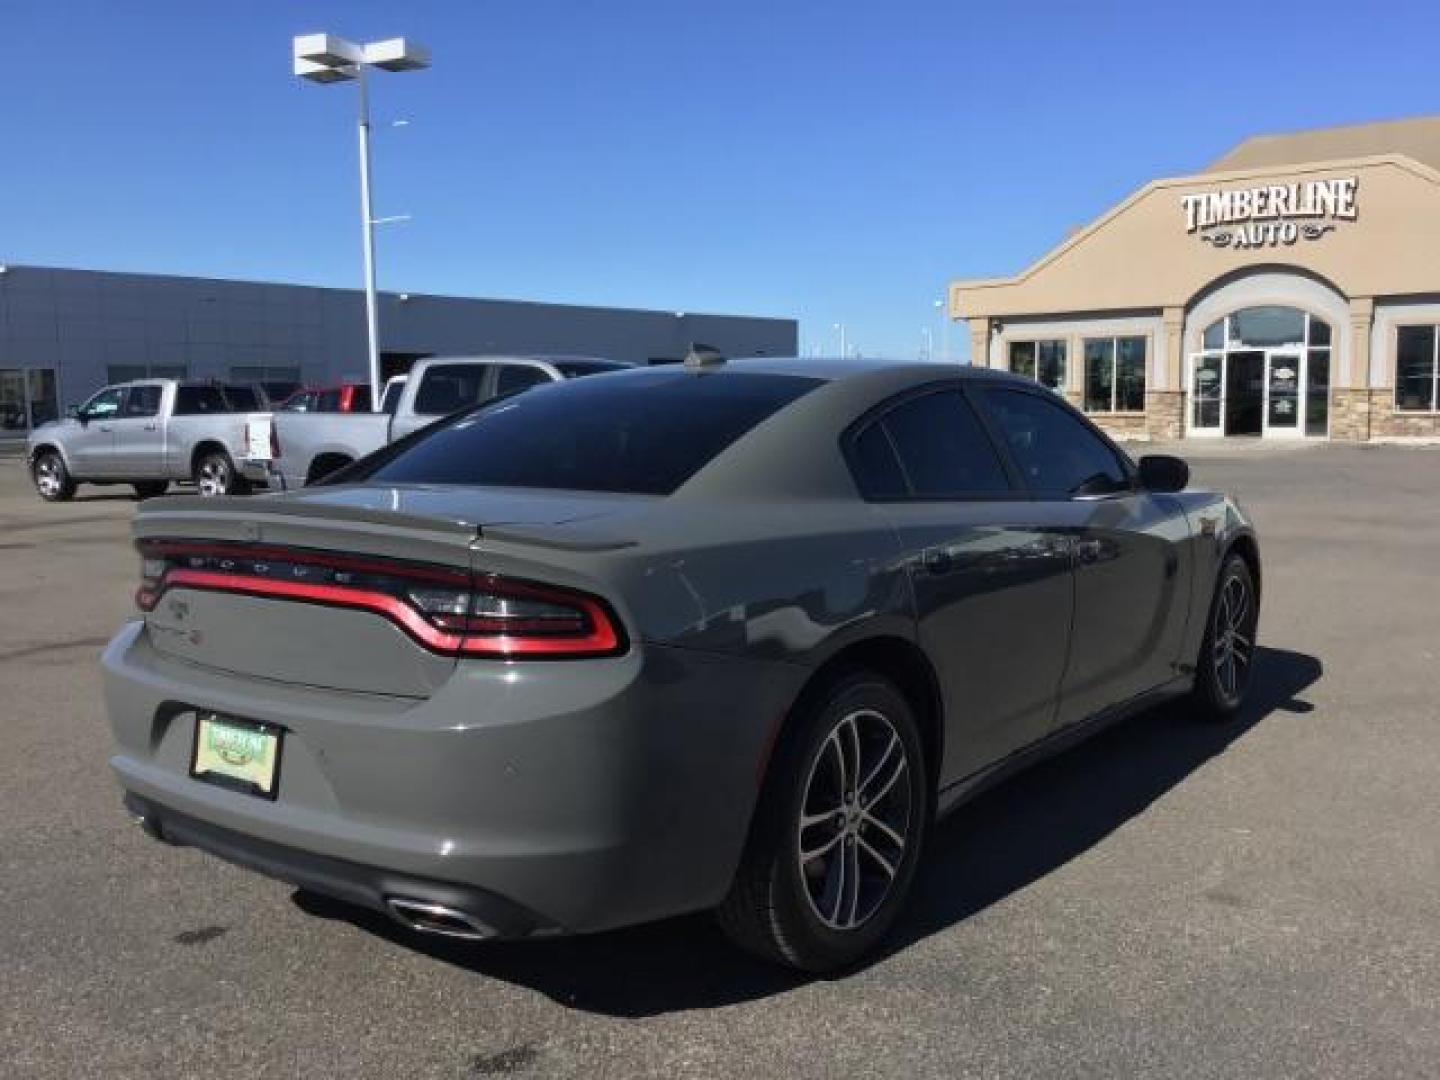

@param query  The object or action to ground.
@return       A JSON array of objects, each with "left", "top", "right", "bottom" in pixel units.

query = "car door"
[
  {"left": 973, "top": 385, "right": 1192, "bottom": 729},
  {"left": 847, "top": 384, "right": 1075, "bottom": 784},
  {"left": 68, "top": 386, "right": 126, "bottom": 476},
  {"left": 111, "top": 384, "right": 165, "bottom": 476}
]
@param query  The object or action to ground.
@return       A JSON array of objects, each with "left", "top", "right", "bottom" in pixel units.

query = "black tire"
[
  {"left": 132, "top": 481, "right": 169, "bottom": 500},
  {"left": 1190, "top": 553, "right": 1259, "bottom": 720},
  {"left": 193, "top": 450, "right": 248, "bottom": 497},
  {"left": 718, "top": 672, "right": 928, "bottom": 971},
  {"left": 31, "top": 450, "right": 77, "bottom": 502}
]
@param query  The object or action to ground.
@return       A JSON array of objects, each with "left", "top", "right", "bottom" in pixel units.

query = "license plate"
[{"left": 191, "top": 713, "right": 282, "bottom": 799}]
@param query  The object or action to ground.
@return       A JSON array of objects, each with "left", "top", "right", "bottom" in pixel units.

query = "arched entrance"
[
  {"left": 1188, "top": 306, "right": 1332, "bottom": 437},
  {"left": 1183, "top": 271, "right": 1349, "bottom": 439}
]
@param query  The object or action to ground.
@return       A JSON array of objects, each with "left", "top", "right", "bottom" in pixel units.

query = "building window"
[
  {"left": 1007, "top": 340, "right": 1067, "bottom": 391},
  {"left": 1395, "top": 325, "right": 1439, "bottom": 413},
  {"left": 1083, "top": 336, "right": 1146, "bottom": 413}
]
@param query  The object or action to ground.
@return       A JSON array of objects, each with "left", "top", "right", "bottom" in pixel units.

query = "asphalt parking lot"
[{"left": 2, "top": 441, "right": 1438, "bottom": 1079}]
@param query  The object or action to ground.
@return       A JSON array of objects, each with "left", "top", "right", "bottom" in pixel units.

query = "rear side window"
[
  {"left": 495, "top": 364, "right": 552, "bottom": 396},
  {"left": 174, "top": 386, "right": 229, "bottom": 414},
  {"left": 553, "top": 360, "right": 629, "bottom": 377},
  {"left": 223, "top": 386, "right": 260, "bottom": 410},
  {"left": 978, "top": 387, "right": 1130, "bottom": 496},
  {"left": 363, "top": 372, "right": 820, "bottom": 495},
  {"left": 122, "top": 385, "right": 163, "bottom": 418},
  {"left": 414, "top": 364, "right": 491, "bottom": 416},
  {"left": 849, "top": 389, "right": 1012, "bottom": 499}
]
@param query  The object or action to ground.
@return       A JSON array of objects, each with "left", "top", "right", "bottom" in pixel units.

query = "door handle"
[
  {"left": 143, "top": 424, "right": 157, "bottom": 431},
  {"left": 98, "top": 424, "right": 113, "bottom": 432}
]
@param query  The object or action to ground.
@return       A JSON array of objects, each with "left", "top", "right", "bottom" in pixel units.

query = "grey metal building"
[{"left": 0, "top": 264, "right": 797, "bottom": 437}]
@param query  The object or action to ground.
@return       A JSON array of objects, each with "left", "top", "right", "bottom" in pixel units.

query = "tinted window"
[
  {"left": 317, "top": 388, "right": 344, "bottom": 412},
  {"left": 553, "top": 360, "right": 630, "bottom": 377},
  {"left": 349, "top": 386, "right": 373, "bottom": 412},
  {"left": 282, "top": 391, "right": 315, "bottom": 412},
  {"left": 174, "top": 386, "right": 229, "bottom": 415},
  {"left": 862, "top": 389, "right": 1011, "bottom": 498},
  {"left": 980, "top": 388, "right": 1129, "bottom": 496},
  {"left": 414, "top": 364, "right": 491, "bottom": 416},
  {"left": 495, "top": 364, "right": 553, "bottom": 396},
  {"left": 848, "top": 424, "right": 907, "bottom": 499},
  {"left": 381, "top": 381, "right": 405, "bottom": 415},
  {"left": 122, "top": 385, "right": 163, "bottom": 418},
  {"left": 364, "top": 372, "right": 820, "bottom": 495},
  {"left": 223, "top": 385, "right": 260, "bottom": 410}
]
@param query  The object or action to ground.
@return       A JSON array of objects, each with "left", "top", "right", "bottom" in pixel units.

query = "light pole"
[
  {"left": 921, "top": 327, "right": 933, "bottom": 361},
  {"left": 933, "top": 298, "right": 950, "bottom": 362},
  {"left": 293, "top": 33, "right": 430, "bottom": 410},
  {"left": 833, "top": 322, "right": 846, "bottom": 359}
]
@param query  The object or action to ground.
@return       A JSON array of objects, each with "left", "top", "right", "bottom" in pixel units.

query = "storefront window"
[
  {"left": 0, "top": 368, "right": 61, "bottom": 436},
  {"left": 1395, "top": 325, "right": 1439, "bottom": 412},
  {"left": 106, "top": 364, "right": 189, "bottom": 384},
  {"left": 1008, "top": 340, "right": 1066, "bottom": 391},
  {"left": 1083, "top": 336, "right": 1146, "bottom": 413}
]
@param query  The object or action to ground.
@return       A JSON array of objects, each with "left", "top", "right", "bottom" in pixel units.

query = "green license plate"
[{"left": 190, "top": 713, "right": 282, "bottom": 799}]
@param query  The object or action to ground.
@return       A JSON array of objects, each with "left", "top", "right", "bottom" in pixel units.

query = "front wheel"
[
  {"left": 1191, "top": 553, "right": 1259, "bottom": 720},
  {"left": 193, "top": 451, "right": 248, "bottom": 497},
  {"left": 718, "top": 672, "right": 928, "bottom": 971},
  {"left": 32, "top": 450, "right": 76, "bottom": 502}
]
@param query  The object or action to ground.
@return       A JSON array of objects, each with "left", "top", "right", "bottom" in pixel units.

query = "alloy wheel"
[
  {"left": 196, "top": 458, "right": 231, "bottom": 497},
  {"left": 34, "top": 456, "right": 62, "bottom": 498},
  {"left": 1212, "top": 572, "right": 1254, "bottom": 704},
  {"left": 796, "top": 708, "right": 912, "bottom": 931}
]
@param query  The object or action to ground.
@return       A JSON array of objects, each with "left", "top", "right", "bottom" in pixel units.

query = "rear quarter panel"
[{"left": 273, "top": 412, "right": 392, "bottom": 487}]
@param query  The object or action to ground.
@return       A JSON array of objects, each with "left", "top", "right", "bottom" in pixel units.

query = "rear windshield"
[
  {"left": 361, "top": 371, "right": 821, "bottom": 495},
  {"left": 223, "top": 385, "right": 261, "bottom": 410},
  {"left": 174, "top": 385, "right": 231, "bottom": 415}
]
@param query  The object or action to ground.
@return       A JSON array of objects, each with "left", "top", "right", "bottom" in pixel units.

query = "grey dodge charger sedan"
[{"left": 103, "top": 358, "right": 1260, "bottom": 971}]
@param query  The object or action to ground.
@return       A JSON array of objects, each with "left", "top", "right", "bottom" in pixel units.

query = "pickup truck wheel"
[
  {"left": 132, "top": 481, "right": 169, "bottom": 500},
  {"left": 194, "top": 451, "right": 247, "bottom": 497},
  {"left": 32, "top": 450, "right": 77, "bottom": 502}
]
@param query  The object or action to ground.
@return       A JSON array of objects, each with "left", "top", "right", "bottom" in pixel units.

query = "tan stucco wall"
[{"left": 950, "top": 155, "right": 1440, "bottom": 320}]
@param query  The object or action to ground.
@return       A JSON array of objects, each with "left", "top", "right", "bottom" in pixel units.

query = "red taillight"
[{"left": 135, "top": 540, "right": 625, "bottom": 659}]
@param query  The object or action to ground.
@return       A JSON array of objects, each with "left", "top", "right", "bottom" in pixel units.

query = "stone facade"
[
  {"left": 1143, "top": 390, "right": 1185, "bottom": 442},
  {"left": 1331, "top": 388, "right": 1373, "bottom": 441},
  {"left": 1367, "top": 389, "right": 1440, "bottom": 439}
]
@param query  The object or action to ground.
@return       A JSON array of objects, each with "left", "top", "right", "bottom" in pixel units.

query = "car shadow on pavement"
[{"left": 293, "top": 644, "right": 1322, "bottom": 1017}]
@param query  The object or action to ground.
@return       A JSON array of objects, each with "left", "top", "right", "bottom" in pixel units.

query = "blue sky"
[{"left": 2, "top": 0, "right": 1437, "bottom": 359}]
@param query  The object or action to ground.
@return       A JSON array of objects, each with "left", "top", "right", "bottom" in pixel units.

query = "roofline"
[
  {"left": 949, "top": 153, "right": 1440, "bottom": 312},
  {"left": 1205, "top": 114, "right": 1440, "bottom": 171},
  {"left": 0, "top": 262, "right": 796, "bottom": 326}
]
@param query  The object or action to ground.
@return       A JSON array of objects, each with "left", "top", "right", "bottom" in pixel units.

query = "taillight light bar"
[{"left": 135, "top": 539, "right": 625, "bottom": 660}]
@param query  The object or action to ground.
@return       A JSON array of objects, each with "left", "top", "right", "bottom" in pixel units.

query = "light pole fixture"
[
  {"left": 933, "top": 297, "right": 951, "bottom": 363},
  {"left": 293, "top": 33, "right": 430, "bottom": 410}
]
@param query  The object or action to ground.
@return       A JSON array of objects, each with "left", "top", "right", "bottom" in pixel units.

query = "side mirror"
[{"left": 1138, "top": 454, "right": 1189, "bottom": 493}]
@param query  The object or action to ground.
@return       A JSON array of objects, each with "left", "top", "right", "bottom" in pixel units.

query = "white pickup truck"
[
  {"left": 26, "top": 379, "right": 274, "bottom": 501},
  {"left": 268, "top": 355, "right": 630, "bottom": 489}
]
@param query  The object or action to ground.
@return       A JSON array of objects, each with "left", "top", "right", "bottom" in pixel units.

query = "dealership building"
[
  {"left": 950, "top": 116, "right": 1440, "bottom": 442},
  {"left": 0, "top": 264, "right": 796, "bottom": 438}
]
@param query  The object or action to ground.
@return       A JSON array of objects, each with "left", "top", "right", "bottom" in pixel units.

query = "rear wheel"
[
  {"left": 32, "top": 450, "right": 76, "bottom": 502},
  {"left": 132, "top": 481, "right": 168, "bottom": 500},
  {"left": 194, "top": 451, "right": 247, "bottom": 497},
  {"left": 718, "top": 672, "right": 927, "bottom": 971},
  {"left": 1191, "top": 554, "right": 1259, "bottom": 720}
]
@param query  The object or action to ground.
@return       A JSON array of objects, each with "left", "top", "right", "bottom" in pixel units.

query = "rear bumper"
[
  {"left": 123, "top": 792, "right": 552, "bottom": 937},
  {"left": 102, "top": 620, "right": 806, "bottom": 936}
]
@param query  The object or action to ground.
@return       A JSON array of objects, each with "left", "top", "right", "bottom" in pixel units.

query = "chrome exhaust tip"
[{"left": 384, "top": 897, "right": 494, "bottom": 941}]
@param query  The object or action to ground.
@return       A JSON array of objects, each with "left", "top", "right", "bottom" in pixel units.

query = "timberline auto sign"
[{"left": 1182, "top": 176, "right": 1358, "bottom": 248}]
